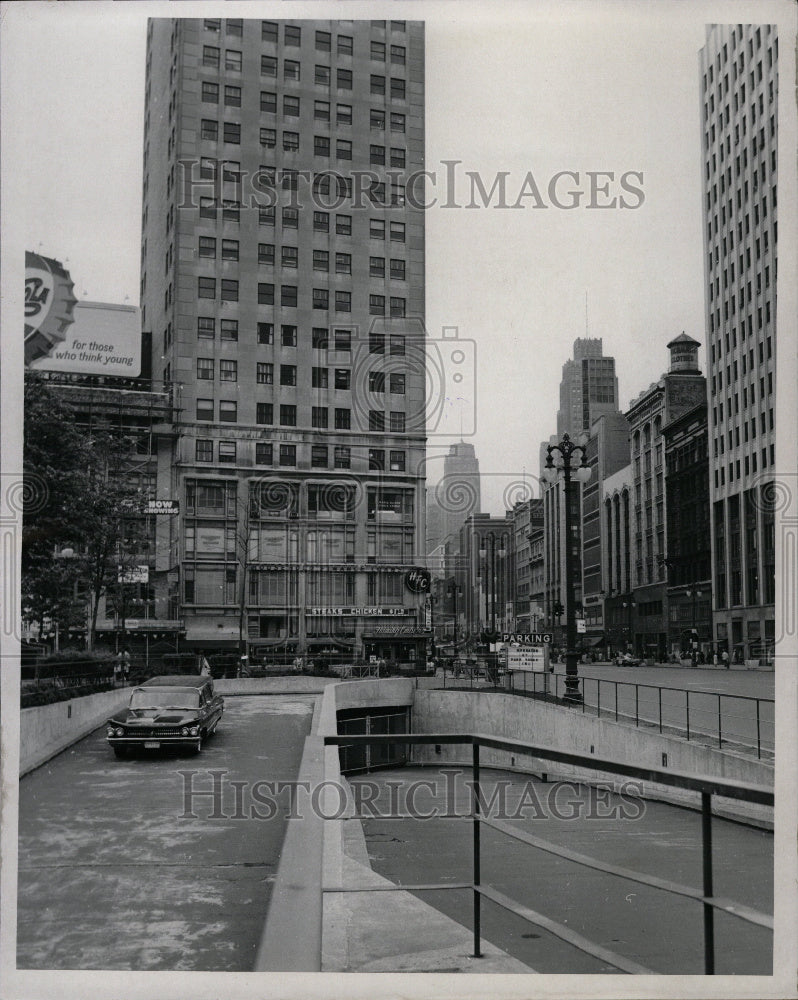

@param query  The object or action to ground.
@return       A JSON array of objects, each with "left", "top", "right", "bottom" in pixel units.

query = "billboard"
[
  {"left": 27, "top": 292, "right": 141, "bottom": 377},
  {"left": 24, "top": 252, "right": 78, "bottom": 364}
]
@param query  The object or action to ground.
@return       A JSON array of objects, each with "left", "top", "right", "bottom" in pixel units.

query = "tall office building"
[
  {"left": 556, "top": 337, "right": 619, "bottom": 439},
  {"left": 700, "top": 24, "right": 777, "bottom": 662},
  {"left": 141, "top": 17, "right": 427, "bottom": 665}
]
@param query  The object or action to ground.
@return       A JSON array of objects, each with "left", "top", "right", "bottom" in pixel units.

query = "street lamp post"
[
  {"left": 448, "top": 582, "right": 461, "bottom": 661},
  {"left": 542, "top": 433, "right": 592, "bottom": 703},
  {"left": 622, "top": 598, "right": 636, "bottom": 655},
  {"left": 685, "top": 588, "right": 702, "bottom": 666},
  {"left": 479, "top": 533, "right": 506, "bottom": 684}
]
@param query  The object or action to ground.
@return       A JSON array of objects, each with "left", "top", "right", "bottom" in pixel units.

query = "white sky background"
[{"left": 0, "top": 0, "right": 776, "bottom": 512}]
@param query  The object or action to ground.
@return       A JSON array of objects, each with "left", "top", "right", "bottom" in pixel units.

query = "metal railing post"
[
  {"left": 756, "top": 699, "right": 761, "bottom": 759},
  {"left": 658, "top": 687, "right": 663, "bottom": 734},
  {"left": 615, "top": 681, "right": 619, "bottom": 722},
  {"left": 597, "top": 680, "right": 601, "bottom": 720},
  {"left": 472, "top": 741, "right": 482, "bottom": 958},
  {"left": 701, "top": 791, "right": 715, "bottom": 974},
  {"left": 635, "top": 684, "right": 639, "bottom": 727},
  {"left": 686, "top": 690, "right": 691, "bottom": 742},
  {"left": 717, "top": 694, "right": 722, "bottom": 748}
]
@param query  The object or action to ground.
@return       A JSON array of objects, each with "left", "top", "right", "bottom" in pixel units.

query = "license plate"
[{"left": 143, "top": 741, "right": 160, "bottom": 749}]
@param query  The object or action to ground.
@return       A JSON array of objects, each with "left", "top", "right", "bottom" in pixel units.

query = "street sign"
[
  {"left": 500, "top": 632, "right": 553, "bottom": 644},
  {"left": 505, "top": 646, "right": 547, "bottom": 672},
  {"left": 576, "top": 619, "right": 586, "bottom": 634}
]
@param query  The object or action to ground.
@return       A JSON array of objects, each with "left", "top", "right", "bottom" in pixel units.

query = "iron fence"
[{"left": 323, "top": 731, "right": 773, "bottom": 975}]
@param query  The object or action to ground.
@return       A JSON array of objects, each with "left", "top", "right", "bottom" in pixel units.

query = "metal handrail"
[{"left": 323, "top": 731, "right": 773, "bottom": 975}]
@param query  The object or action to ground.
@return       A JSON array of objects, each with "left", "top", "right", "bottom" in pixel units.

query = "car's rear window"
[{"left": 129, "top": 688, "right": 201, "bottom": 710}]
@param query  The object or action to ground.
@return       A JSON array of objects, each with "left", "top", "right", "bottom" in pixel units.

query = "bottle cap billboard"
[{"left": 24, "top": 252, "right": 78, "bottom": 365}]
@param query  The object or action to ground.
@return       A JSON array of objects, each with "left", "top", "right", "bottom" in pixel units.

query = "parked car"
[
  {"left": 614, "top": 653, "right": 642, "bottom": 667},
  {"left": 106, "top": 675, "right": 223, "bottom": 758}
]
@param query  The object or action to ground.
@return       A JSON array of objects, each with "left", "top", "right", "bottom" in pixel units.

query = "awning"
[
  {"left": 185, "top": 625, "right": 240, "bottom": 642},
  {"left": 583, "top": 634, "right": 606, "bottom": 647}
]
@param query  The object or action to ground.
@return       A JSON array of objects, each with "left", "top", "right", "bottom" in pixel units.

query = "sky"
[{"left": 1, "top": 0, "right": 775, "bottom": 513}]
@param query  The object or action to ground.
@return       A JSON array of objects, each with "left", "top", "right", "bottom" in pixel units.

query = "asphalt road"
[
  {"left": 354, "top": 766, "right": 774, "bottom": 975},
  {"left": 17, "top": 695, "right": 315, "bottom": 971}
]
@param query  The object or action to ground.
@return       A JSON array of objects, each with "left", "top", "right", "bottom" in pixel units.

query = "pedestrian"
[
  {"left": 113, "top": 651, "right": 123, "bottom": 686},
  {"left": 122, "top": 647, "right": 131, "bottom": 683},
  {"left": 721, "top": 649, "right": 730, "bottom": 669},
  {"left": 200, "top": 655, "right": 211, "bottom": 676}
]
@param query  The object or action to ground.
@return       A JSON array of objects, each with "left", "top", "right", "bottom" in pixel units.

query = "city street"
[
  {"left": 17, "top": 696, "right": 315, "bottom": 970},
  {"left": 354, "top": 766, "right": 773, "bottom": 975}
]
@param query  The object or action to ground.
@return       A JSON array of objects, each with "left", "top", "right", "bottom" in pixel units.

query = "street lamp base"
[{"left": 563, "top": 652, "right": 582, "bottom": 705}]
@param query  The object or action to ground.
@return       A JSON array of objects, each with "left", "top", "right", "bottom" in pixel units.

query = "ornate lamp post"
[
  {"left": 622, "top": 598, "right": 636, "bottom": 655},
  {"left": 479, "top": 532, "right": 506, "bottom": 684},
  {"left": 542, "top": 433, "right": 592, "bottom": 703}
]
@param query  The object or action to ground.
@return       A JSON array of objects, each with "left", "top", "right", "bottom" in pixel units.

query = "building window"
[
  {"left": 371, "top": 109, "right": 386, "bottom": 130},
  {"left": 370, "top": 332, "right": 386, "bottom": 354},
  {"left": 311, "top": 446, "right": 328, "bottom": 468},
  {"left": 282, "top": 246, "right": 299, "bottom": 268},
  {"left": 369, "top": 410, "right": 385, "bottom": 431},
  {"left": 203, "top": 46, "right": 220, "bottom": 68},
  {"left": 370, "top": 257, "right": 385, "bottom": 277},
  {"left": 199, "top": 197, "right": 216, "bottom": 219},
  {"left": 390, "top": 221, "right": 405, "bottom": 242},
  {"left": 284, "top": 25, "right": 301, "bottom": 46},
  {"left": 261, "top": 55, "right": 277, "bottom": 77},
  {"left": 337, "top": 104, "right": 353, "bottom": 125},
  {"left": 224, "top": 85, "right": 242, "bottom": 107},
  {"left": 334, "top": 329, "right": 351, "bottom": 352},
  {"left": 337, "top": 139, "right": 352, "bottom": 160},
  {"left": 196, "top": 399, "right": 214, "bottom": 421},
  {"left": 204, "top": 19, "right": 220, "bottom": 33},
  {"left": 281, "top": 324, "right": 297, "bottom": 346},
  {"left": 223, "top": 122, "right": 241, "bottom": 144},
  {"left": 313, "top": 288, "right": 329, "bottom": 310},
  {"left": 369, "top": 449, "right": 385, "bottom": 471},
  {"left": 196, "top": 439, "right": 214, "bottom": 463},
  {"left": 217, "top": 279, "right": 236, "bottom": 302},
  {"left": 280, "top": 405, "right": 297, "bottom": 426},
  {"left": 313, "top": 250, "right": 329, "bottom": 271},
  {"left": 261, "top": 91, "right": 277, "bottom": 113},
  {"left": 220, "top": 319, "right": 238, "bottom": 341},
  {"left": 256, "top": 362, "right": 274, "bottom": 384},
  {"left": 262, "top": 21, "right": 278, "bottom": 42},
  {"left": 282, "top": 207, "right": 299, "bottom": 229},
  {"left": 257, "top": 324, "right": 274, "bottom": 345},
  {"left": 284, "top": 59, "right": 300, "bottom": 82},
  {"left": 390, "top": 297, "right": 406, "bottom": 318},
  {"left": 220, "top": 360, "right": 237, "bottom": 381},
  {"left": 337, "top": 35, "right": 353, "bottom": 56},
  {"left": 334, "top": 446, "right": 351, "bottom": 469},
  {"left": 336, "top": 214, "right": 352, "bottom": 236},
  {"left": 258, "top": 282, "right": 275, "bottom": 305},
  {"left": 390, "top": 147, "right": 406, "bottom": 168},
  {"left": 219, "top": 441, "right": 236, "bottom": 464},
  {"left": 201, "top": 119, "right": 219, "bottom": 142},
  {"left": 390, "top": 259, "right": 406, "bottom": 280},
  {"left": 280, "top": 365, "right": 297, "bottom": 386},
  {"left": 371, "top": 41, "right": 386, "bottom": 60},
  {"left": 335, "top": 252, "right": 352, "bottom": 274},
  {"left": 371, "top": 74, "right": 386, "bottom": 96},
  {"left": 316, "top": 30, "right": 331, "bottom": 51},
  {"left": 390, "top": 78, "right": 405, "bottom": 100},
  {"left": 391, "top": 45, "right": 406, "bottom": 65},
  {"left": 198, "top": 317, "right": 215, "bottom": 340},
  {"left": 370, "top": 294, "right": 386, "bottom": 316},
  {"left": 259, "top": 206, "right": 275, "bottom": 226},
  {"left": 337, "top": 69, "right": 353, "bottom": 90},
  {"left": 256, "top": 402, "right": 273, "bottom": 424},
  {"left": 370, "top": 145, "right": 386, "bottom": 165},
  {"left": 334, "top": 369, "right": 351, "bottom": 389},
  {"left": 390, "top": 112, "right": 405, "bottom": 132},
  {"left": 314, "top": 135, "right": 330, "bottom": 156},
  {"left": 219, "top": 400, "right": 237, "bottom": 423},
  {"left": 198, "top": 236, "right": 216, "bottom": 258},
  {"left": 313, "top": 210, "right": 330, "bottom": 232},
  {"left": 283, "top": 131, "right": 299, "bottom": 151},
  {"left": 283, "top": 95, "right": 300, "bottom": 117},
  {"left": 280, "top": 444, "right": 297, "bottom": 466},
  {"left": 312, "top": 328, "right": 329, "bottom": 349},
  {"left": 315, "top": 65, "right": 331, "bottom": 87},
  {"left": 197, "top": 356, "right": 215, "bottom": 380},
  {"left": 258, "top": 243, "right": 275, "bottom": 265},
  {"left": 312, "top": 406, "right": 328, "bottom": 428},
  {"left": 369, "top": 371, "right": 386, "bottom": 393},
  {"left": 314, "top": 100, "right": 330, "bottom": 121},
  {"left": 221, "top": 238, "right": 239, "bottom": 261},
  {"left": 390, "top": 412, "right": 405, "bottom": 432},
  {"left": 390, "top": 373, "right": 406, "bottom": 393},
  {"left": 390, "top": 334, "right": 405, "bottom": 355},
  {"left": 335, "top": 407, "right": 351, "bottom": 429},
  {"left": 256, "top": 443, "right": 273, "bottom": 466},
  {"left": 335, "top": 291, "right": 351, "bottom": 313},
  {"left": 202, "top": 82, "right": 219, "bottom": 104},
  {"left": 312, "top": 368, "right": 329, "bottom": 389},
  {"left": 370, "top": 219, "right": 386, "bottom": 240},
  {"left": 389, "top": 451, "right": 406, "bottom": 471}
]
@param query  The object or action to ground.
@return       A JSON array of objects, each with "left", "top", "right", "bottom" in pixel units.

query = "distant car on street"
[
  {"left": 106, "top": 675, "right": 223, "bottom": 758},
  {"left": 614, "top": 653, "right": 642, "bottom": 667}
]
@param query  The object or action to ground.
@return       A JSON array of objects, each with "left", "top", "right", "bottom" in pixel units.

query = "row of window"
[
  {"left": 198, "top": 202, "right": 410, "bottom": 242},
  {"left": 195, "top": 438, "right": 407, "bottom": 471},
  {"left": 196, "top": 399, "right": 409, "bottom": 432},
  {"left": 205, "top": 19, "right": 408, "bottom": 46},
  {"left": 196, "top": 277, "right": 408, "bottom": 315},
  {"left": 197, "top": 238, "right": 407, "bottom": 279},
  {"left": 713, "top": 443, "right": 775, "bottom": 489},
  {"left": 196, "top": 357, "right": 410, "bottom": 392}
]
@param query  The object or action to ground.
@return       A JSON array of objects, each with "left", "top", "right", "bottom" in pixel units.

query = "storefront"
[{"left": 362, "top": 625, "right": 433, "bottom": 666}]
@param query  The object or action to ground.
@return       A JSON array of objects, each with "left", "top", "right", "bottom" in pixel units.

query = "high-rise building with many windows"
[
  {"left": 699, "top": 24, "right": 777, "bottom": 663},
  {"left": 141, "top": 17, "right": 427, "bottom": 666}
]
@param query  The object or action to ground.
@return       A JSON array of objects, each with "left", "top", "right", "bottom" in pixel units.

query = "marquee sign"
[
  {"left": 365, "top": 626, "right": 431, "bottom": 637},
  {"left": 500, "top": 632, "right": 553, "bottom": 644},
  {"left": 145, "top": 499, "right": 179, "bottom": 516},
  {"left": 404, "top": 568, "right": 431, "bottom": 593},
  {"left": 24, "top": 252, "right": 78, "bottom": 365},
  {"left": 307, "top": 607, "right": 412, "bottom": 617}
]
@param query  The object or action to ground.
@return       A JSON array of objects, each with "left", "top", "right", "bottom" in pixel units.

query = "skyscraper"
[
  {"left": 140, "top": 17, "right": 427, "bottom": 666},
  {"left": 699, "top": 24, "right": 777, "bottom": 662},
  {"left": 556, "top": 337, "right": 619, "bottom": 439}
]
